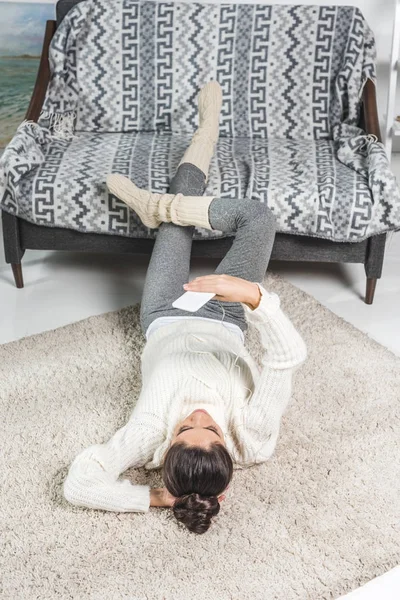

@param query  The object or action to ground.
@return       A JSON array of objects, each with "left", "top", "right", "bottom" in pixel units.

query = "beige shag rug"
[{"left": 1, "top": 272, "right": 399, "bottom": 600}]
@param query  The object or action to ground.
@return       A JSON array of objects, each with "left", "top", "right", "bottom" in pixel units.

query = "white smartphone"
[{"left": 172, "top": 291, "right": 215, "bottom": 312}]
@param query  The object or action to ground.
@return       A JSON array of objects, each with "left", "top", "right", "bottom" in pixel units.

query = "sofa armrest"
[
  {"left": 361, "top": 78, "right": 382, "bottom": 142},
  {"left": 25, "top": 20, "right": 57, "bottom": 122}
]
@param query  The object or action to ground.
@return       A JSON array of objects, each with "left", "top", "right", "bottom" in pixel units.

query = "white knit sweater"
[{"left": 63, "top": 285, "right": 307, "bottom": 513}]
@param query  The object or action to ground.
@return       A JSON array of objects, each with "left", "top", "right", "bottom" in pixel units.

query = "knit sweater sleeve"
[
  {"left": 240, "top": 284, "right": 307, "bottom": 463},
  {"left": 63, "top": 414, "right": 165, "bottom": 513}
]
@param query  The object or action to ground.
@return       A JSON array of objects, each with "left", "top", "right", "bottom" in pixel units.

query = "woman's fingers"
[
  {"left": 185, "top": 275, "right": 221, "bottom": 285},
  {"left": 183, "top": 274, "right": 244, "bottom": 302},
  {"left": 183, "top": 278, "right": 217, "bottom": 292},
  {"left": 183, "top": 274, "right": 259, "bottom": 306},
  {"left": 183, "top": 281, "right": 215, "bottom": 292},
  {"left": 183, "top": 274, "right": 230, "bottom": 293}
]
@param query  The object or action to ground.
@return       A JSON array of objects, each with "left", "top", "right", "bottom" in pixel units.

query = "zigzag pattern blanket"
[{"left": 1, "top": 0, "right": 399, "bottom": 242}]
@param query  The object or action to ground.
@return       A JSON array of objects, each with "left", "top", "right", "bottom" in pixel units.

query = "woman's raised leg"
[
  {"left": 139, "top": 163, "right": 207, "bottom": 334},
  {"left": 139, "top": 193, "right": 277, "bottom": 333},
  {"left": 139, "top": 81, "right": 222, "bottom": 334},
  {"left": 108, "top": 80, "right": 274, "bottom": 333},
  {"left": 192, "top": 197, "right": 277, "bottom": 330},
  {"left": 208, "top": 198, "right": 276, "bottom": 282}
]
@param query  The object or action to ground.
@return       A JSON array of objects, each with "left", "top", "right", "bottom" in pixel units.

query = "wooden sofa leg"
[
  {"left": 365, "top": 277, "right": 377, "bottom": 305},
  {"left": 364, "top": 233, "right": 386, "bottom": 305},
  {"left": 2, "top": 211, "right": 26, "bottom": 288},
  {"left": 11, "top": 263, "right": 24, "bottom": 288}
]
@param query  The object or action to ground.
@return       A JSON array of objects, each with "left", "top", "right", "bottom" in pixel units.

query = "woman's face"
[{"left": 170, "top": 409, "right": 226, "bottom": 449}]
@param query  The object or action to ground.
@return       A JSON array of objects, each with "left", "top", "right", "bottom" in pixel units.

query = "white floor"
[
  {"left": 0, "top": 157, "right": 400, "bottom": 356},
  {"left": 338, "top": 566, "right": 400, "bottom": 599}
]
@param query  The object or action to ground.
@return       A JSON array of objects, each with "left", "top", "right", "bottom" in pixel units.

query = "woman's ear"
[{"left": 218, "top": 485, "right": 229, "bottom": 501}]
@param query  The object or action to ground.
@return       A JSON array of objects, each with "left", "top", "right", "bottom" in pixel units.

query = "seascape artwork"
[{"left": 0, "top": 1, "right": 55, "bottom": 147}]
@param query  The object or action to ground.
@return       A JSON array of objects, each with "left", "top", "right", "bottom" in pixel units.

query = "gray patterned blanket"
[{"left": 1, "top": 0, "right": 399, "bottom": 242}]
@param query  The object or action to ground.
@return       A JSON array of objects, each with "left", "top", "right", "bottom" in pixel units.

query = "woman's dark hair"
[{"left": 162, "top": 441, "right": 233, "bottom": 534}]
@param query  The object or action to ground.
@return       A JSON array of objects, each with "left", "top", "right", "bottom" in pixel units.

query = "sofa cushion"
[
  {"left": 40, "top": 0, "right": 375, "bottom": 140},
  {"left": 3, "top": 130, "right": 389, "bottom": 243}
]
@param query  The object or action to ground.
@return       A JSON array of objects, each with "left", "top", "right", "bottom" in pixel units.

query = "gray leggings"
[{"left": 140, "top": 163, "right": 277, "bottom": 335}]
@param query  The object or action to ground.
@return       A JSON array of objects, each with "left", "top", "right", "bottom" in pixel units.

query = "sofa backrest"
[
  {"left": 54, "top": 0, "right": 375, "bottom": 139},
  {"left": 56, "top": 0, "right": 85, "bottom": 26}
]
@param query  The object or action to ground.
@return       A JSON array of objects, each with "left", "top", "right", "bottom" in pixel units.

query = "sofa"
[{"left": 1, "top": 0, "right": 399, "bottom": 304}]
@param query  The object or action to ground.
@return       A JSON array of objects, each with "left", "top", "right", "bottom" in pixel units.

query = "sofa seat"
[{"left": 2, "top": 129, "right": 378, "bottom": 243}]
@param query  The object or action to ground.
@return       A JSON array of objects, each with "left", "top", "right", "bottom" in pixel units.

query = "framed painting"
[{"left": 0, "top": 1, "right": 55, "bottom": 147}]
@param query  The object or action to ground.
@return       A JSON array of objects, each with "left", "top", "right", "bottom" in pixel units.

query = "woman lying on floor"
[{"left": 63, "top": 81, "right": 307, "bottom": 534}]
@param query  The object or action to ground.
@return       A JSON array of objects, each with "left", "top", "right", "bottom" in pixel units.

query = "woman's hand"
[
  {"left": 183, "top": 274, "right": 261, "bottom": 310},
  {"left": 150, "top": 487, "right": 177, "bottom": 508}
]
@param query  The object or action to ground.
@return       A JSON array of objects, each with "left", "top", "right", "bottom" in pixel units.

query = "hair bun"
[{"left": 173, "top": 492, "right": 220, "bottom": 534}]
